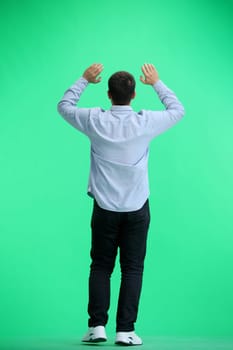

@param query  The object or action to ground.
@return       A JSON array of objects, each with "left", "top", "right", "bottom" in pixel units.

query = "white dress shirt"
[{"left": 57, "top": 77, "right": 185, "bottom": 211}]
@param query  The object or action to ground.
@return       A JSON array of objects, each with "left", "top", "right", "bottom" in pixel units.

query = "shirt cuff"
[
  {"left": 79, "top": 76, "right": 89, "bottom": 85},
  {"left": 152, "top": 80, "right": 167, "bottom": 93},
  {"left": 153, "top": 79, "right": 162, "bottom": 88}
]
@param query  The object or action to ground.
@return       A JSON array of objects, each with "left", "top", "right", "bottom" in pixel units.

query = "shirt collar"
[{"left": 110, "top": 105, "right": 133, "bottom": 112}]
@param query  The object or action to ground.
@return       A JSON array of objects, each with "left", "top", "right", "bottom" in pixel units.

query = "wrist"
[
  {"left": 81, "top": 76, "right": 89, "bottom": 83},
  {"left": 153, "top": 78, "right": 159, "bottom": 85},
  {"left": 153, "top": 79, "right": 160, "bottom": 86}
]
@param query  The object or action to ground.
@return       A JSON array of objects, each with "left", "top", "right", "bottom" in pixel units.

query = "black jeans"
[{"left": 88, "top": 199, "right": 150, "bottom": 332}]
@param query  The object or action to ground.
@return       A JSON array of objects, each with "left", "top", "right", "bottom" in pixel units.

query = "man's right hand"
[
  {"left": 140, "top": 64, "right": 159, "bottom": 85},
  {"left": 82, "top": 63, "right": 104, "bottom": 84}
]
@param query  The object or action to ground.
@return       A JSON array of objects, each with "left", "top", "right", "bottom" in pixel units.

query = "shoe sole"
[
  {"left": 82, "top": 338, "right": 107, "bottom": 343},
  {"left": 115, "top": 341, "right": 142, "bottom": 346}
]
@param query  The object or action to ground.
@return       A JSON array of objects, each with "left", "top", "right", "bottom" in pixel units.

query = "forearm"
[
  {"left": 153, "top": 80, "right": 185, "bottom": 120},
  {"left": 57, "top": 77, "right": 89, "bottom": 115},
  {"left": 57, "top": 77, "right": 91, "bottom": 133}
]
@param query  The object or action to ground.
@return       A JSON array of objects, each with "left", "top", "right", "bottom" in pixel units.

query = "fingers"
[
  {"left": 93, "top": 63, "right": 103, "bottom": 83},
  {"left": 141, "top": 64, "right": 153, "bottom": 84},
  {"left": 94, "top": 76, "right": 102, "bottom": 83},
  {"left": 140, "top": 63, "right": 158, "bottom": 85},
  {"left": 141, "top": 63, "right": 154, "bottom": 81},
  {"left": 141, "top": 65, "right": 147, "bottom": 77},
  {"left": 91, "top": 63, "right": 104, "bottom": 74},
  {"left": 90, "top": 63, "right": 104, "bottom": 76},
  {"left": 142, "top": 63, "right": 155, "bottom": 74},
  {"left": 84, "top": 63, "right": 104, "bottom": 83},
  {"left": 140, "top": 75, "right": 146, "bottom": 84}
]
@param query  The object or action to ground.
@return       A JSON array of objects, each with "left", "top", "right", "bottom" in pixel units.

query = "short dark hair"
[{"left": 108, "top": 71, "right": 136, "bottom": 105}]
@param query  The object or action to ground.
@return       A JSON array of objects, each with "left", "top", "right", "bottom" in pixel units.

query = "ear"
[
  {"left": 107, "top": 91, "right": 112, "bottom": 100},
  {"left": 131, "top": 91, "right": 136, "bottom": 100}
]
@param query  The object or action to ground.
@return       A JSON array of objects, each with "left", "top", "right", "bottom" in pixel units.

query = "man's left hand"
[{"left": 82, "top": 63, "right": 104, "bottom": 84}]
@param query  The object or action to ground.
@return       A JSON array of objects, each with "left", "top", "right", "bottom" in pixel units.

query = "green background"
[{"left": 0, "top": 0, "right": 233, "bottom": 343}]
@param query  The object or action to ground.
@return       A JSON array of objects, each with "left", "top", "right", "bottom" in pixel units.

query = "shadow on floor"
[{"left": 1, "top": 336, "right": 233, "bottom": 350}]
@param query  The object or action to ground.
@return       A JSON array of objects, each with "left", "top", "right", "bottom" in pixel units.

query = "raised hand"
[
  {"left": 82, "top": 63, "right": 104, "bottom": 84},
  {"left": 140, "top": 63, "right": 159, "bottom": 85}
]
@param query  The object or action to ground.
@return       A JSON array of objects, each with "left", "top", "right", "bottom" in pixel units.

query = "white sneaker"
[
  {"left": 82, "top": 326, "right": 107, "bottom": 343},
  {"left": 115, "top": 331, "right": 142, "bottom": 346}
]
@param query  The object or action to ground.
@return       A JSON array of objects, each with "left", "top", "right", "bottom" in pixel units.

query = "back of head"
[{"left": 108, "top": 71, "right": 136, "bottom": 105}]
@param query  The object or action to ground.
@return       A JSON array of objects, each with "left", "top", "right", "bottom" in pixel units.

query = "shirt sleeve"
[
  {"left": 140, "top": 80, "right": 185, "bottom": 138},
  {"left": 57, "top": 77, "right": 93, "bottom": 134}
]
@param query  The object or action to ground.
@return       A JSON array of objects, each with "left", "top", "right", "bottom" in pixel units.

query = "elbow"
[
  {"left": 180, "top": 105, "right": 185, "bottom": 119},
  {"left": 176, "top": 103, "right": 185, "bottom": 120},
  {"left": 57, "top": 101, "right": 64, "bottom": 116},
  {"left": 170, "top": 106, "right": 185, "bottom": 122}
]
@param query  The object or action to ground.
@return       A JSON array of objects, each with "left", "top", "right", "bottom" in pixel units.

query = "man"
[{"left": 57, "top": 63, "right": 185, "bottom": 345}]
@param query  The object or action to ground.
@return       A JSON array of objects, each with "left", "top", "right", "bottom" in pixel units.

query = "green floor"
[{"left": 1, "top": 337, "right": 233, "bottom": 350}]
